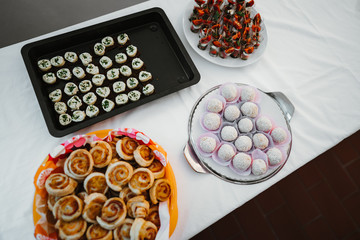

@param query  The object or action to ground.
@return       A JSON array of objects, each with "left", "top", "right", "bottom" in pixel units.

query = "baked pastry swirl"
[
  {"left": 84, "top": 172, "right": 108, "bottom": 195},
  {"left": 119, "top": 187, "right": 138, "bottom": 203},
  {"left": 90, "top": 141, "right": 112, "bottom": 168},
  {"left": 47, "top": 194, "right": 61, "bottom": 211},
  {"left": 147, "top": 160, "right": 165, "bottom": 179},
  {"left": 86, "top": 223, "right": 113, "bottom": 240},
  {"left": 116, "top": 137, "right": 139, "bottom": 160},
  {"left": 133, "top": 145, "right": 155, "bottom": 167},
  {"left": 52, "top": 195, "right": 83, "bottom": 222},
  {"left": 77, "top": 191, "right": 88, "bottom": 201},
  {"left": 130, "top": 218, "right": 157, "bottom": 240},
  {"left": 147, "top": 205, "right": 160, "bottom": 228},
  {"left": 113, "top": 218, "right": 134, "bottom": 240},
  {"left": 82, "top": 193, "right": 107, "bottom": 223},
  {"left": 109, "top": 137, "right": 121, "bottom": 159},
  {"left": 64, "top": 149, "right": 94, "bottom": 181},
  {"left": 128, "top": 168, "right": 155, "bottom": 195},
  {"left": 45, "top": 173, "right": 78, "bottom": 197},
  {"left": 96, "top": 197, "right": 127, "bottom": 230},
  {"left": 149, "top": 179, "right": 172, "bottom": 205},
  {"left": 55, "top": 218, "right": 87, "bottom": 240},
  {"left": 127, "top": 195, "right": 150, "bottom": 219},
  {"left": 105, "top": 161, "right": 133, "bottom": 192}
]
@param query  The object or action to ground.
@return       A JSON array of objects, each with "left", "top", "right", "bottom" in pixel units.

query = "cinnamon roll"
[
  {"left": 128, "top": 168, "right": 155, "bottom": 195},
  {"left": 130, "top": 218, "right": 157, "bottom": 240},
  {"left": 133, "top": 145, "right": 155, "bottom": 167},
  {"left": 52, "top": 195, "right": 83, "bottom": 222},
  {"left": 82, "top": 193, "right": 107, "bottom": 223},
  {"left": 86, "top": 224, "right": 113, "bottom": 240},
  {"left": 84, "top": 172, "right": 108, "bottom": 195},
  {"left": 127, "top": 195, "right": 150, "bottom": 219},
  {"left": 64, "top": 149, "right": 94, "bottom": 181},
  {"left": 119, "top": 187, "right": 138, "bottom": 203},
  {"left": 149, "top": 179, "right": 172, "bottom": 205},
  {"left": 90, "top": 141, "right": 112, "bottom": 168},
  {"left": 96, "top": 197, "right": 127, "bottom": 230},
  {"left": 55, "top": 218, "right": 87, "bottom": 240},
  {"left": 147, "top": 205, "right": 160, "bottom": 228},
  {"left": 116, "top": 137, "right": 139, "bottom": 160},
  {"left": 148, "top": 160, "right": 165, "bottom": 179},
  {"left": 45, "top": 173, "right": 78, "bottom": 197},
  {"left": 105, "top": 161, "right": 133, "bottom": 192},
  {"left": 113, "top": 218, "right": 134, "bottom": 240}
]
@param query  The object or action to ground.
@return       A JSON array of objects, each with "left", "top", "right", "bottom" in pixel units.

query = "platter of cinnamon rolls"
[{"left": 40, "top": 133, "right": 173, "bottom": 240}]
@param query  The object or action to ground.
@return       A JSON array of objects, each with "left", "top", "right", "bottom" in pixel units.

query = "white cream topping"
[
  {"left": 233, "top": 153, "right": 252, "bottom": 171},
  {"left": 139, "top": 71, "right": 152, "bottom": 82},
  {"left": 92, "top": 74, "right": 106, "bottom": 86},
  {"left": 49, "top": 89, "right": 62, "bottom": 102},
  {"left": 50, "top": 56, "right": 65, "bottom": 67},
  {"left": 67, "top": 95, "right": 82, "bottom": 110},
  {"left": 240, "top": 102, "right": 259, "bottom": 118},
  {"left": 56, "top": 68, "right": 72, "bottom": 80},
  {"left": 38, "top": 59, "right": 51, "bottom": 71},
  {"left": 59, "top": 113, "right": 72, "bottom": 126},
  {"left": 64, "top": 52, "right": 78, "bottom": 63},
  {"left": 83, "top": 92, "right": 97, "bottom": 105},
  {"left": 79, "top": 52, "right": 93, "bottom": 66},
  {"left": 101, "top": 99, "right": 115, "bottom": 112},
  {"left": 72, "top": 110, "right": 86, "bottom": 122},
  {"left": 72, "top": 66, "right": 86, "bottom": 79},
  {"left": 101, "top": 36, "right": 114, "bottom": 47},
  {"left": 54, "top": 102, "right": 67, "bottom": 114},
  {"left": 115, "top": 53, "right": 127, "bottom": 64},
  {"left": 142, "top": 83, "right": 154, "bottom": 96},
  {"left": 126, "top": 77, "right": 138, "bottom": 89},
  {"left": 94, "top": 43, "right": 105, "bottom": 56},
  {"left": 42, "top": 72, "right": 56, "bottom": 84},
  {"left": 64, "top": 82, "right": 79, "bottom": 96},
  {"left": 117, "top": 33, "right": 129, "bottom": 45},
  {"left": 86, "top": 105, "right": 99, "bottom": 117},
  {"left": 79, "top": 80, "right": 92, "bottom": 93},
  {"left": 131, "top": 58, "right": 144, "bottom": 70},
  {"left": 199, "top": 136, "right": 216, "bottom": 153},
  {"left": 113, "top": 81, "right": 126, "bottom": 93},
  {"left": 115, "top": 94, "right": 128, "bottom": 105},
  {"left": 126, "top": 45, "right": 137, "bottom": 57},
  {"left": 96, "top": 87, "right": 111, "bottom": 98},
  {"left": 120, "top": 65, "right": 132, "bottom": 77},
  {"left": 128, "top": 90, "right": 141, "bottom": 101},
  {"left": 86, "top": 64, "right": 99, "bottom": 75},
  {"left": 252, "top": 159, "right": 267, "bottom": 176},
  {"left": 217, "top": 144, "right": 235, "bottom": 161},
  {"left": 99, "top": 56, "right": 113, "bottom": 69},
  {"left": 107, "top": 68, "right": 120, "bottom": 80}
]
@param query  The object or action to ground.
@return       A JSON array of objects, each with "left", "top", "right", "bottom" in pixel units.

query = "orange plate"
[{"left": 33, "top": 129, "right": 178, "bottom": 239}]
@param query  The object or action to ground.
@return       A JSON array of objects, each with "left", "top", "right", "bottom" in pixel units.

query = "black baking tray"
[{"left": 21, "top": 7, "right": 200, "bottom": 137}]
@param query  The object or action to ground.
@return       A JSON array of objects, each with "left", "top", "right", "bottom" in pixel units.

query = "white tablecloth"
[{"left": 1, "top": 0, "right": 359, "bottom": 239}]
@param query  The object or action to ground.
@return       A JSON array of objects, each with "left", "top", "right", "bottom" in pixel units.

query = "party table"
[{"left": 0, "top": 0, "right": 359, "bottom": 239}]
